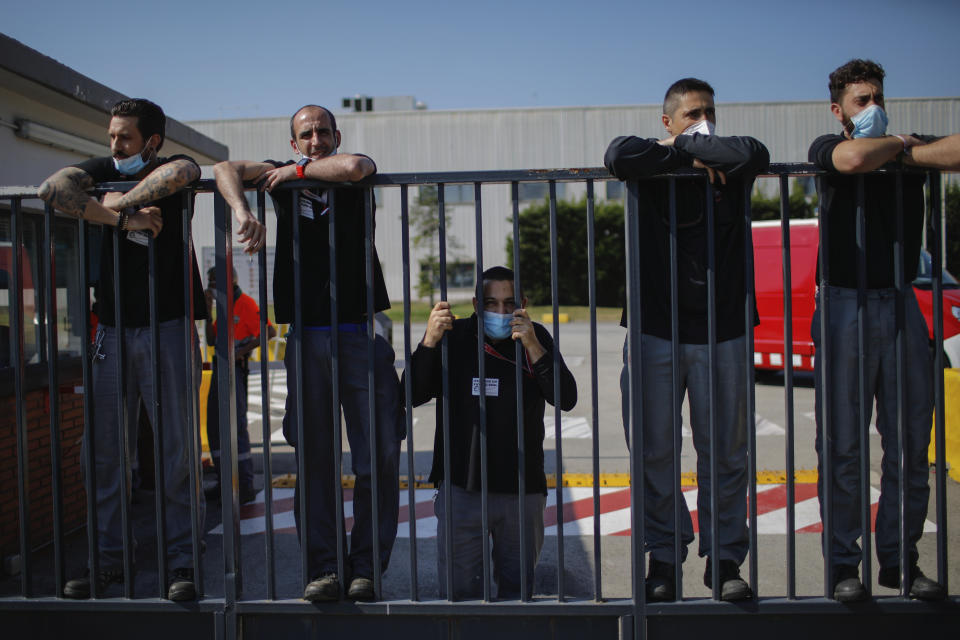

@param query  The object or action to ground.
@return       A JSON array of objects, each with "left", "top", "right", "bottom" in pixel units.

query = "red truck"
[{"left": 752, "top": 219, "right": 960, "bottom": 371}]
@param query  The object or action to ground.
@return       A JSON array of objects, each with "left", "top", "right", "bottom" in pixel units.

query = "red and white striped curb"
[{"left": 210, "top": 485, "right": 936, "bottom": 537}]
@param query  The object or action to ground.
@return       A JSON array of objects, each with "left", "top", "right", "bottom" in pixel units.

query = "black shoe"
[
  {"left": 240, "top": 485, "right": 258, "bottom": 505},
  {"left": 63, "top": 568, "right": 123, "bottom": 599},
  {"left": 878, "top": 565, "right": 945, "bottom": 601},
  {"left": 832, "top": 564, "right": 866, "bottom": 602},
  {"left": 645, "top": 557, "right": 676, "bottom": 601},
  {"left": 167, "top": 567, "right": 196, "bottom": 602},
  {"left": 347, "top": 576, "right": 375, "bottom": 601},
  {"left": 204, "top": 483, "right": 221, "bottom": 501},
  {"left": 704, "top": 558, "right": 752, "bottom": 601},
  {"left": 304, "top": 573, "right": 340, "bottom": 602}
]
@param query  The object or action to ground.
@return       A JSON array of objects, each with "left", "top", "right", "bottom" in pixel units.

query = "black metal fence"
[{"left": 0, "top": 164, "right": 956, "bottom": 639}]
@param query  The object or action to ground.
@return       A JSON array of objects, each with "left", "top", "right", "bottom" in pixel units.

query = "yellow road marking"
[{"left": 269, "top": 470, "right": 818, "bottom": 490}]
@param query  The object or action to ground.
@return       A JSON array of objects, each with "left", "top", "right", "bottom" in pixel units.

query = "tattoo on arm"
[
  {"left": 37, "top": 168, "right": 95, "bottom": 218},
  {"left": 115, "top": 159, "right": 201, "bottom": 209}
]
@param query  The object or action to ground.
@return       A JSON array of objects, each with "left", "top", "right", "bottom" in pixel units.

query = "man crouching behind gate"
[{"left": 405, "top": 266, "right": 577, "bottom": 599}]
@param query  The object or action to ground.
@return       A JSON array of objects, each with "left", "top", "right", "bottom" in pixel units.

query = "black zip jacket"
[
  {"left": 405, "top": 315, "right": 577, "bottom": 494},
  {"left": 604, "top": 133, "right": 769, "bottom": 343}
]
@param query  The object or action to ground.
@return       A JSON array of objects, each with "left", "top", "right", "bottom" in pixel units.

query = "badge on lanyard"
[{"left": 472, "top": 377, "right": 500, "bottom": 397}]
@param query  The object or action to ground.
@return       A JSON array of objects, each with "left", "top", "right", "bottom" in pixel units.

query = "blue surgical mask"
[
  {"left": 681, "top": 119, "right": 716, "bottom": 136},
  {"left": 482, "top": 311, "right": 513, "bottom": 340},
  {"left": 113, "top": 142, "right": 154, "bottom": 175},
  {"left": 849, "top": 104, "right": 888, "bottom": 138}
]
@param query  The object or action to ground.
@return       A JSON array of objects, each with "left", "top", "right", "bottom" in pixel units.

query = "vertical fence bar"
[
  {"left": 743, "top": 181, "right": 758, "bottom": 595},
  {"left": 474, "top": 182, "right": 491, "bottom": 602},
  {"left": 214, "top": 191, "right": 240, "bottom": 614},
  {"left": 147, "top": 233, "right": 168, "bottom": 596},
  {"left": 511, "top": 181, "right": 530, "bottom": 602},
  {"left": 363, "top": 188, "right": 383, "bottom": 598},
  {"left": 625, "top": 179, "right": 646, "bottom": 640},
  {"left": 855, "top": 175, "right": 872, "bottom": 596},
  {"left": 585, "top": 180, "right": 603, "bottom": 602},
  {"left": 928, "top": 172, "right": 948, "bottom": 591},
  {"left": 255, "top": 188, "right": 276, "bottom": 600},
  {"left": 291, "top": 190, "right": 308, "bottom": 592},
  {"left": 548, "top": 181, "right": 565, "bottom": 602},
  {"left": 778, "top": 175, "right": 796, "bottom": 599},
  {"left": 705, "top": 179, "right": 720, "bottom": 599},
  {"left": 894, "top": 172, "right": 908, "bottom": 597},
  {"left": 668, "top": 178, "right": 682, "bottom": 599},
  {"left": 43, "top": 203, "right": 65, "bottom": 596},
  {"left": 438, "top": 183, "right": 454, "bottom": 600},
  {"left": 181, "top": 190, "right": 204, "bottom": 596},
  {"left": 112, "top": 224, "right": 134, "bottom": 598},
  {"left": 11, "top": 198, "right": 32, "bottom": 597},
  {"left": 77, "top": 218, "right": 98, "bottom": 598},
  {"left": 328, "top": 190, "right": 347, "bottom": 598},
  {"left": 399, "top": 184, "right": 419, "bottom": 600},
  {"left": 817, "top": 177, "right": 833, "bottom": 598}
]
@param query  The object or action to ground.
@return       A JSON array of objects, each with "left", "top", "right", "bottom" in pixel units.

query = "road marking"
[{"left": 209, "top": 483, "right": 936, "bottom": 537}]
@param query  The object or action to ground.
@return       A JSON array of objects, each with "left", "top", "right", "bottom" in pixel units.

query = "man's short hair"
[
  {"left": 663, "top": 78, "right": 715, "bottom": 117},
  {"left": 111, "top": 99, "right": 166, "bottom": 150},
  {"left": 480, "top": 266, "right": 523, "bottom": 298},
  {"left": 207, "top": 265, "right": 239, "bottom": 281},
  {"left": 828, "top": 59, "right": 885, "bottom": 103},
  {"left": 289, "top": 105, "right": 338, "bottom": 138}
]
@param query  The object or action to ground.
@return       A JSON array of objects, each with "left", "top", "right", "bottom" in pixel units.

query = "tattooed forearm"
[
  {"left": 37, "top": 168, "right": 95, "bottom": 217},
  {"left": 114, "top": 158, "right": 200, "bottom": 209}
]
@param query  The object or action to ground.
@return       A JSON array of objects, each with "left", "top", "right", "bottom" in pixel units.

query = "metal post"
[
  {"left": 548, "top": 181, "right": 565, "bottom": 602},
  {"left": 474, "top": 182, "right": 491, "bottom": 602},
  {"left": 328, "top": 190, "right": 347, "bottom": 597},
  {"left": 399, "top": 184, "right": 419, "bottom": 600},
  {"left": 363, "top": 188, "right": 383, "bottom": 598},
  {"left": 291, "top": 190, "right": 308, "bottom": 592},
  {"left": 668, "top": 178, "right": 682, "bottom": 598},
  {"left": 214, "top": 191, "right": 240, "bottom": 612},
  {"left": 817, "top": 176, "right": 834, "bottom": 599},
  {"left": 438, "top": 184, "right": 454, "bottom": 600},
  {"left": 855, "top": 175, "right": 872, "bottom": 596},
  {"left": 112, "top": 223, "right": 134, "bottom": 598},
  {"left": 894, "top": 172, "right": 908, "bottom": 597},
  {"left": 511, "top": 181, "right": 530, "bottom": 602},
  {"left": 743, "top": 180, "right": 758, "bottom": 596},
  {"left": 928, "top": 172, "right": 948, "bottom": 590},
  {"left": 778, "top": 175, "right": 796, "bottom": 599},
  {"left": 586, "top": 179, "right": 603, "bottom": 602},
  {"left": 147, "top": 231, "right": 168, "bottom": 596},
  {"left": 704, "top": 179, "right": 720, "bottom": 599}
]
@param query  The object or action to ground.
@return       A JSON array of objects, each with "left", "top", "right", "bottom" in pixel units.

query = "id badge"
[
  {"left": 298, "top": 197, "right": 315, "bottom": 220},
  {"left": 471, "top": 377, "right": 500, "bottom": 397},
  {"left": 126, "top": 230, "right": 150, "bottom": 246}
]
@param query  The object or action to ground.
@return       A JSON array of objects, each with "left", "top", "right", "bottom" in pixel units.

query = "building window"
[
  {"left": 518, "top": 182, "right": 566, "bottom": 202},
  {"left": 606, "top": 181, "right": 624, "bottom": 201},
  {"left": 419, "top": 260, "right": 475, "bottom": 290},
  {"left": 443, "top": 184, "right": 474, "bottom": 205}
]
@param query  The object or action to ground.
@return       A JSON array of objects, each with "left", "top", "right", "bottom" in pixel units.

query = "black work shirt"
[
  {"left": 406, "top": 315, "right": 578, "bottom": 495},
  {"left": 73, "top": 155, "right": 206, "bottom": 327},
  {"left": 808, "top": 133, "right": 936, "bottom": 289},
  {"left": 266, "top": 159, "right": 390, "bottom": 325},
  {"left": 604, "top": 133, "right": 768, "bottom": 343}
]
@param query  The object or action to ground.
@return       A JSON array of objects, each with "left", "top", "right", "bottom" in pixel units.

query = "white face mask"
[
  {"left": 297, "top": 145, "right": 337, "bottom": 160},
  {"left": 680, "top": 119, "right": 716, "bottom": 136},
  {"left": 113, "top": 140, "right": 154, "bottom": 175}
]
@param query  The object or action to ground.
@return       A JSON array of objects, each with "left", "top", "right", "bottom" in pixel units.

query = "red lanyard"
[{"left": 483, "top": 342, "right": 534, "bottom": 378}]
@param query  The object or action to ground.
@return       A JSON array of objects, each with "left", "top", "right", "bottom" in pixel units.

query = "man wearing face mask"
[
  {"left": 604, "top": 78, "right": 769, "bottom": 602},
  {"left": 405, "top": 266, "right": 577, "bottom": 599},
  {"left": 809, "top": 59, "right": 960, "bottom": 602},
  {"left": 37, "top": 99, "right": 241, "bottom": 601},
  {"left": 213, "top": 105, "right": 401, "bottom": 603}
]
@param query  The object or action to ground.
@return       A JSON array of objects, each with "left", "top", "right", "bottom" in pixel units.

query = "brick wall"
[{"left": 0, "top": 377, "right": 87, "bottom": 561}]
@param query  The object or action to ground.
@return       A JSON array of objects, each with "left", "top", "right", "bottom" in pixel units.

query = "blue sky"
[{"left": 4, "top": 0, "right": 958, "bottom": 123}]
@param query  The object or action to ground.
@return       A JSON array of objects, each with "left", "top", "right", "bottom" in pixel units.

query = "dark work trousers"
[
  {"left": 813, "top": 286, "right": 933, "bottom": 571},
  {"left": 206, "top": 355, "right": 254, "bottom": 492},
  {"left": 282, "top": 328, "right": 402, "bottom": 580},
  {"left": 89, "top": 320, "right": 203, "bottom": 571},
  {"left": 620, "top": 334, "right": 749, "bottom": 565}
]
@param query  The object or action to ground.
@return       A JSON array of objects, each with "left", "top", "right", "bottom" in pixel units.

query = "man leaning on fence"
[
  {"left": 37, "top": 98, "right": 211, "bottom": 601},
  {"left": 809, "top": 59, "right": 960, "bottom": 602},
  {"left": 405, "top": 266, "right": 577, "bottom": 599},
  {"left": 604, "top": 78, "right": 769, "bottom": 602},
  {"left": 213, "top": 104, "right": 402, "bottom": 602}
]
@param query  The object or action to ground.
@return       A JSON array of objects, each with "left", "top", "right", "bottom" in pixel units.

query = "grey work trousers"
[
  {"left": 435, "top": 483, "right": 546, "bottom": 600},
  {"left": 813, "top": 286, "right": 933, "bottom": 570},
  {"left": 89, "top": 319, "right": 203, "bottom": 571},
  {"left": 620, "top": 334, "right": 749, "bottom": 564},
  {"left": 282, "top": 329, "right": 402, "bottom": 580}
]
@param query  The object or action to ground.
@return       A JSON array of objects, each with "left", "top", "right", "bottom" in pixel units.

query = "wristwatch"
[{"left": 295, "top": 156, "right": 311, "bottom": 179}]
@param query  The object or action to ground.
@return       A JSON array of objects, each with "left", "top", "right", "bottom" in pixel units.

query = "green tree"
[
  {"left": 410, "top": 185, "right": 461, "bottom": 305},
  {"left": 506, "top": 196, "right": 625, "bottom": 307},
  {"left": 751, "top": 178, "right": 818, "bottom": 221}
]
